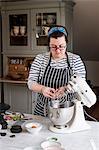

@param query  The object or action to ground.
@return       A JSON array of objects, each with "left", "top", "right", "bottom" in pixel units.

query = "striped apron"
[{"left": 34, "top": 54, "right": 73, "bottom": 117}]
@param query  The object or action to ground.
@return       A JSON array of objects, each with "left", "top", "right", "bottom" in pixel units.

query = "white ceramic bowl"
[
  {"left": 24, "top": 147, "right": 34, "bottom": 150},
  {"left": 41, "top": 141, "right": 63, "bottom": 150},
  {"left": 25, "top": 122, "right": 42, "bottom": 134}
]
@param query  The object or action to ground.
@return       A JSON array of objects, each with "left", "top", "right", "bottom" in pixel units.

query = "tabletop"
[{"left": 0, "top": 114, "right": 99, "bottom": 150}]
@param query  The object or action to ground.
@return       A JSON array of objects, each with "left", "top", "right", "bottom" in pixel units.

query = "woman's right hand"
[{"left": 41, "top": 86, "right": 56, "bottom": 99}]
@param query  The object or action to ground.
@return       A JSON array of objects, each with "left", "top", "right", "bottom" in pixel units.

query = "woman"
[{"left": 28, "top": 25, "right": 86, "bottom": 116}]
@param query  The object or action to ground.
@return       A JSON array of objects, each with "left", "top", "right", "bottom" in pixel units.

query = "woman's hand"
[
  {"left": 55, "top": 86, "right": 66, "bottom": 98},
  {"left": 41, "top": 86, "right": 56, "bottom": 99}
]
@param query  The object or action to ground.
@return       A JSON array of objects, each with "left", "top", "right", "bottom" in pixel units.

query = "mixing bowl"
[{"left": 48, "top": 101, "right": 74, "bottom": 128}]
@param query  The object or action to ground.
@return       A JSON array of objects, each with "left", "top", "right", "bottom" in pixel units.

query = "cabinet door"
[
  {"left": 2, "top": 10, "right": 31, "bottom": 54},
  {"left": 31, "top": 8, "right": 61, "bottom": 54},
  {"left": 4, "top": 83, "right": 32, "bottom": 114}
]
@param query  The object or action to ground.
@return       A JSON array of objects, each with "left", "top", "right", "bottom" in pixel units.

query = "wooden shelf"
[
  {"left": 0, "top": 78, "right": 27, "bottom": 84},
  {"left": 10, "top": 35, "right": 27, "bottom": 37}
]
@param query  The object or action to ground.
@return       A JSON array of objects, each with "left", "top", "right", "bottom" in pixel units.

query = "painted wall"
[
  {"left": 73, "top": 0, "right": 99, "bottom": 86},
  {"left": 0, "top": 11, "right": 1, "bottom": 77},
  {"left": 84, "top": 61, "right": 99, "bottom": 86}
]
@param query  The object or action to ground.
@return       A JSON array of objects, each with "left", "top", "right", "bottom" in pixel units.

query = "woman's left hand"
[{"left": 55, "top": 86, "right": 65, "bottom": 98}]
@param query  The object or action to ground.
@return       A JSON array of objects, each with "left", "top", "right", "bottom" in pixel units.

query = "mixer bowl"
[{"left": 48, "top": 101, "right": 75, "bottom": 127}]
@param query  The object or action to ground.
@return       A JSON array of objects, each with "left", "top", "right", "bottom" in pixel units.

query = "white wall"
[{"left": 73, "top": 0, "right": 99, "bottom": 86}]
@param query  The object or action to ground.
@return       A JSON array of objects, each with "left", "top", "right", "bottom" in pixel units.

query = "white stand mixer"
[{"left": 49, "top": 74, "right": 97, "bottom": 133}]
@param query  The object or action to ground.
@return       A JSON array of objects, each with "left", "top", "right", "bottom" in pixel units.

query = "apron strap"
[{"left": 66, "top": 52, "right": 72, "bottom": 78}]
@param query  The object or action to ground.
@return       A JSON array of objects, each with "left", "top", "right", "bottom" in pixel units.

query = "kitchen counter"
[{"left": 0, "top": 115, "right": 99, "bottom": 150}]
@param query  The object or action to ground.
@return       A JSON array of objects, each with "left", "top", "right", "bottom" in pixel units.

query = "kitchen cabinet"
[
  {"left": 0, "top": 79, "right": 37, "bottom": 114},
  {"left": 31, "top": 8, "right": 60, "bottom": 54},
  {"left": 2, "top": 9, "right": 31, "bottom": 54},
  {"left": 2, "top": 82, "right": 32, "bottom": 114},
  {"left": 2, "top": 1, "right": 75, "bottom": 55},
  {"left": 31, "top": 2, "right": 75, "bottom": 54},
  {"left": 1, "top": 0, "right": 75, "bottom": 113}
]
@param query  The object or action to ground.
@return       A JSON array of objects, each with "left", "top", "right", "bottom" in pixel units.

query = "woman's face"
[{"left": 49, "top": 36, "right": 67, "bottom": 59}]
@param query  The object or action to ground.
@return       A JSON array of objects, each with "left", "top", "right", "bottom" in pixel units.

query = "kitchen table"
[{"left": 0, "top": 114, "right": 99, "bottom": 150}]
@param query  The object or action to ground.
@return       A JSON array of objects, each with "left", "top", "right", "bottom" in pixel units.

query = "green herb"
[{"left": 48, "top": 137, "right": 58, "bottom": 141}]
